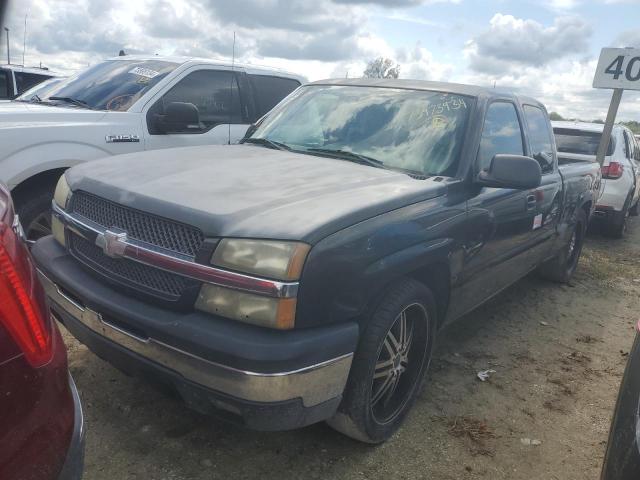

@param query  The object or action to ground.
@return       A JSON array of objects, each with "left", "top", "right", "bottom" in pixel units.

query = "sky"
[{"left": 2, "top": 0, "right": 640, "bottom": 121}]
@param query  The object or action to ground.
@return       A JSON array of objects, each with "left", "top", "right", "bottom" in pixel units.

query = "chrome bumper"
[{"left": 39, "top": 271, "right": 352, "bottom": 408}]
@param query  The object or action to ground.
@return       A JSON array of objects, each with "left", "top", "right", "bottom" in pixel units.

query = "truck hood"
[
  {"left": 66, "top": 145, "right": 448, "bottom": 243},
  {"left": 0, "top": 102, "right": 106, "bottom": 127}
]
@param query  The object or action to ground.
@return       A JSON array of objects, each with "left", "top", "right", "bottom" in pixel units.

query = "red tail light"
[
  {"left": 0, "top": 190, "right": 52, "bottom": 367},
  {"left": 602, "top": 161, "right": 623, "bottom": 179}
]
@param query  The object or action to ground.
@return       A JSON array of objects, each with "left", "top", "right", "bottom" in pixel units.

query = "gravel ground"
[{"left": 62, "top": 219, "right": 640, "bottom": 480}]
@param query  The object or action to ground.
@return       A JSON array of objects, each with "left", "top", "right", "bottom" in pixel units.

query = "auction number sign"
[{"left": 594, "top": 48, "right": 640, "bottom": 90}]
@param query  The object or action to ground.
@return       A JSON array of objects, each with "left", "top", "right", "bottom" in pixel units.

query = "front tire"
[
  {"left": 15, "top": 185, "right": 56, "bottom": 242},
  {"left": 327, "top": 279, "right": 436, "bottom": 443}
]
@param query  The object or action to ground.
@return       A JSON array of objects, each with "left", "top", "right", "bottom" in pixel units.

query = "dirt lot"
[{"left": 62, "top": 219, "right": 640, "bottom": 480}]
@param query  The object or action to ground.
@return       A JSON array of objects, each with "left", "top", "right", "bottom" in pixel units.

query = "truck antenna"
[
  {"left": 22, "top": 13, "right": 27, "bottom": 68},
  {"left": 228, "top": 31, "right": 236, "bottom": 145}
]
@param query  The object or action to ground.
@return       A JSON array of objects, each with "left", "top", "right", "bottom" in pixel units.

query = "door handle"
[{"left": 526, "top": 194, "right": 537, "bottom": 210}]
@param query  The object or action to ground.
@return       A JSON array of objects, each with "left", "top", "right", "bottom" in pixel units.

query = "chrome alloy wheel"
[{"left": 370, "top": 303, "right": 430, "bottom": 424}]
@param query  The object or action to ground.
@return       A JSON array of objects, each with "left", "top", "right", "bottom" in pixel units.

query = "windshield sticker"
[
  {"left": 430, "top": 115, "right": 448, "bottom": 129},
  {"left": 128, "top": 67, "right": 160, "bottom": 79}
]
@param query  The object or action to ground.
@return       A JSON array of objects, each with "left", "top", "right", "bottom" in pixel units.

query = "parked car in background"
[
  {"left": 0, "top": 55, "right": 305, "bottom": 241},
  {"left": 0, "top": 184, "right": 84, "bottom": 479},
  {"left": 600, "top": 319, "right": 640, "bottom": 480},
  {"left": 553, "top": 121, "right": 640, "bottom": 237},
  {"left": 4, "top": 76, "right": 66, "bottom": 103},
  {"left": 34, "top": 79, "right": 599, "bottom": 443},
  {"left": 0, "top": 64, "right": 59, "bottom": 100}
]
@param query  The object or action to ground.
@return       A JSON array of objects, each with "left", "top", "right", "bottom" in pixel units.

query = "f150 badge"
[
  {"left": 95, "top": 229, "right": 128, "bottom": 258},
  {"left": 105, "top": 134, "right": 140, "bottom": 143}
]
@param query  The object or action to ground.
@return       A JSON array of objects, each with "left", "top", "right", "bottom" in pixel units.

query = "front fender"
[
  {"left": 2, "top": 141, "right": 112, "bottom": 188},
  {"left": 295, "top": 196, "right": 466, "bottom": 328}
]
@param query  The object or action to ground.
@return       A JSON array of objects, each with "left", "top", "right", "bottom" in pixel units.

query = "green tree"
[
  {"left": 363, "top": 57, "right": 400, "bottom": 79},
  {"left": 549, "top": 112, "right": 565, "bottom": 121}
]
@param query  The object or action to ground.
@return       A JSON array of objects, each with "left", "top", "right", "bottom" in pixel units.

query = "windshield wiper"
[
  {"left": 242, "top": 137, "right": 291, "bottom": 151},
  {"left": 306, "top": 148, "right": 385, "bottom": 169},
  {"left": 48, "top": 96, "right": 92, "bottom": 109}
]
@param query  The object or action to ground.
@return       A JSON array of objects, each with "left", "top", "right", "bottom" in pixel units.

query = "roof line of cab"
[
  {"left": 306, "top": 78, "right": 545, "bottom": 106},
  {"left": 104, "top": 55, "right": 304, "bottom": 81}
]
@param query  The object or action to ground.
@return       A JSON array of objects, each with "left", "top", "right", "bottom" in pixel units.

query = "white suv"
[
  {"left": 553, "top": 121, "right": 640, "bottom": 238},
  {"left": 0, "top": 64, "right": 59, "bottom": 100},
  {"left": 0, "top": 55, "right": 304, "bottom": 239}
]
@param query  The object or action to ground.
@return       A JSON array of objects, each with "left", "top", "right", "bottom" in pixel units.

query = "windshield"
[
  {"left": 249, "top": 85, "right": 474, "bottom": 176},
  {"left": 15, "top": 77, "right": 64, "bottom": 101},
  {"left": 39, "top": 59, "right": 179, "bottom": 111},
  {"left": 554, "top": 128, "right": 614, "bottom": 156}
]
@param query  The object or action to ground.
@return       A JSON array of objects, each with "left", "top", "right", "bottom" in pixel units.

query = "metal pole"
[
  {"left": 4, "top": 28, "right": 9, "bottom": 64},
  {"left": 595, "top": 88, "right": 623, "bottom": 166}
]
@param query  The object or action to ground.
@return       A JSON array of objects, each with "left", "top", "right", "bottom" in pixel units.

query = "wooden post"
[{"left": 595, "top": 88, "right": 623, "bottom": 166}]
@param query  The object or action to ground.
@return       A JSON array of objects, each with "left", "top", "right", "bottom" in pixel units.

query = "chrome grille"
[
  {"left": 71, "top": 191, "right": 204, "bottom": 257},
  {"left": 70, "top": 234, "right": 188, "bottom": 300}
]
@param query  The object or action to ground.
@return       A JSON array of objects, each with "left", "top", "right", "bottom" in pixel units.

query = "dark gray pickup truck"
[{"left": 33, "top": 79, "right": 601, "bottom": 443}]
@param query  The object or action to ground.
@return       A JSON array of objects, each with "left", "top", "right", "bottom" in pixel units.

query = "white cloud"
[{"left": 464, "top": 14, "right": 592, "bottom": 76}]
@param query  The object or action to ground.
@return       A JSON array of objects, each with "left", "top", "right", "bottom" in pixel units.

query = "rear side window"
[
  {"left": 623, "top": 130, "right": 635, "bottom": 160},
  {"left": 0, "top": 70, "right": 9, "bottom": 99},
  {"left": 554, "top": 128, "right": 614, "bottom": 156},
  {"left": 14, "top": 71, "right": 51, "bottom": 94},
  {"left": 478, "top": 102, "right": 524, "bottom": 171},
  {"left": 524, "top": 105, "right": 554, "bottom": 174},
  {"left": 148, "top": 69, "right": 242, "bottom": 134},
  {"left": 249, "top": 75, "right": 300, "bottom": 120}
]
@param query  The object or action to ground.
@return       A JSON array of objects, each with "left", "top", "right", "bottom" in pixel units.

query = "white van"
[{"left": 0, "top": 55, "right": 305, "bottom": 239}]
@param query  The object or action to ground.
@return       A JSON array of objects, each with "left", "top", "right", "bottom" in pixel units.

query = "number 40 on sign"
[
  {"left": 594, "top": 48, "right": 640, "bottom": 89},
  {"left": 591, "top": 48, "right": 640, "bottom": 167}
]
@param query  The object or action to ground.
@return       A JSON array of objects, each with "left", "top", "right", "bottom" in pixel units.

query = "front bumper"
[
  {"left": 33, "top": 236, "right": 357, "bottom": 430},
  {"left": 58, "top": 374, "right": 85, "bottom": 480}
]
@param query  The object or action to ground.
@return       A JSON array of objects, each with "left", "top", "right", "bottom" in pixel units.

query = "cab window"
[
  {"left": 478, "top": 102, "right": 524, "bottom": 171},
  {"left": 249, "top": 75, "right": 300, "bottom": 120},
  {"left": 524, "top": 105, "right": 554, "bottom": 174},
  {"left": 0, "top": 70, "right": 10, "bottom": 99},
  {"left": 147, "top": 70, "right": 242, "bottom": 134},
  {"left": 14, "top": 71, "right": 51, "bottom": 94}
]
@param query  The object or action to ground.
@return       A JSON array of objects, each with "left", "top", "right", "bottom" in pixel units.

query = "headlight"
[
  {"left": 210, "top": 239, "right": 310, "bottom": 281},
  {"left": 195, "top": 284, "right": 296, "bottom": 330},
  {"left": 53, "top": 174, "right": 71, "bottom": 209}
]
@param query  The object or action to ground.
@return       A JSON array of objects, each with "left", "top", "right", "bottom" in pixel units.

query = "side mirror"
[
  {"left": 477, "top": 154, "right": 542, "bottom": 189},
  {"left": 155, "top": 102, "right": 200, "bottom": 134}
]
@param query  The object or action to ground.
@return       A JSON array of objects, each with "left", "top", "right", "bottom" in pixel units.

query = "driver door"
[
  {"left": 450, "top": 101, "right": 539, "bottom": 319},
  {"left": 142, "top": 67, "right": 250, "bottom": 151}
]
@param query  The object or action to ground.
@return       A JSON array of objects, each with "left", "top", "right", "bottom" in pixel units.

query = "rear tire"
[
  {"left": 15, "top": 185, "right": 56, "bottom": 242},
  {"left": 326, "top": 278, "right": 437, "bottom": 443},
  {"left": 538, "top": 208, "right": 587, "bottom": 283},
  {"left": 606, "top": 201, "right": 630, "bottom": 239}
]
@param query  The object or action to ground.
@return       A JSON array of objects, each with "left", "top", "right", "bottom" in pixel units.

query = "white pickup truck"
[{"left": 0, "top": 55, "right": 304, "bottom": 239}]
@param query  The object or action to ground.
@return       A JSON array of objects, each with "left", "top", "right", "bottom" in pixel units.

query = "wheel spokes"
[
  {"left": 371, "top": 372, "right": 395, "bottom": 406},
  {"left": 28, "top": 212, "right": 52, "bottom": 239},
  {"left": 374, "top": 358, "right": 394, "bottom": 379}
]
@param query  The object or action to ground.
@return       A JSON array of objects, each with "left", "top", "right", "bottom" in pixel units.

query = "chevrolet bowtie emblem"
[{"left": 95, "top": 229, "right": 128, "bottom": 258}]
